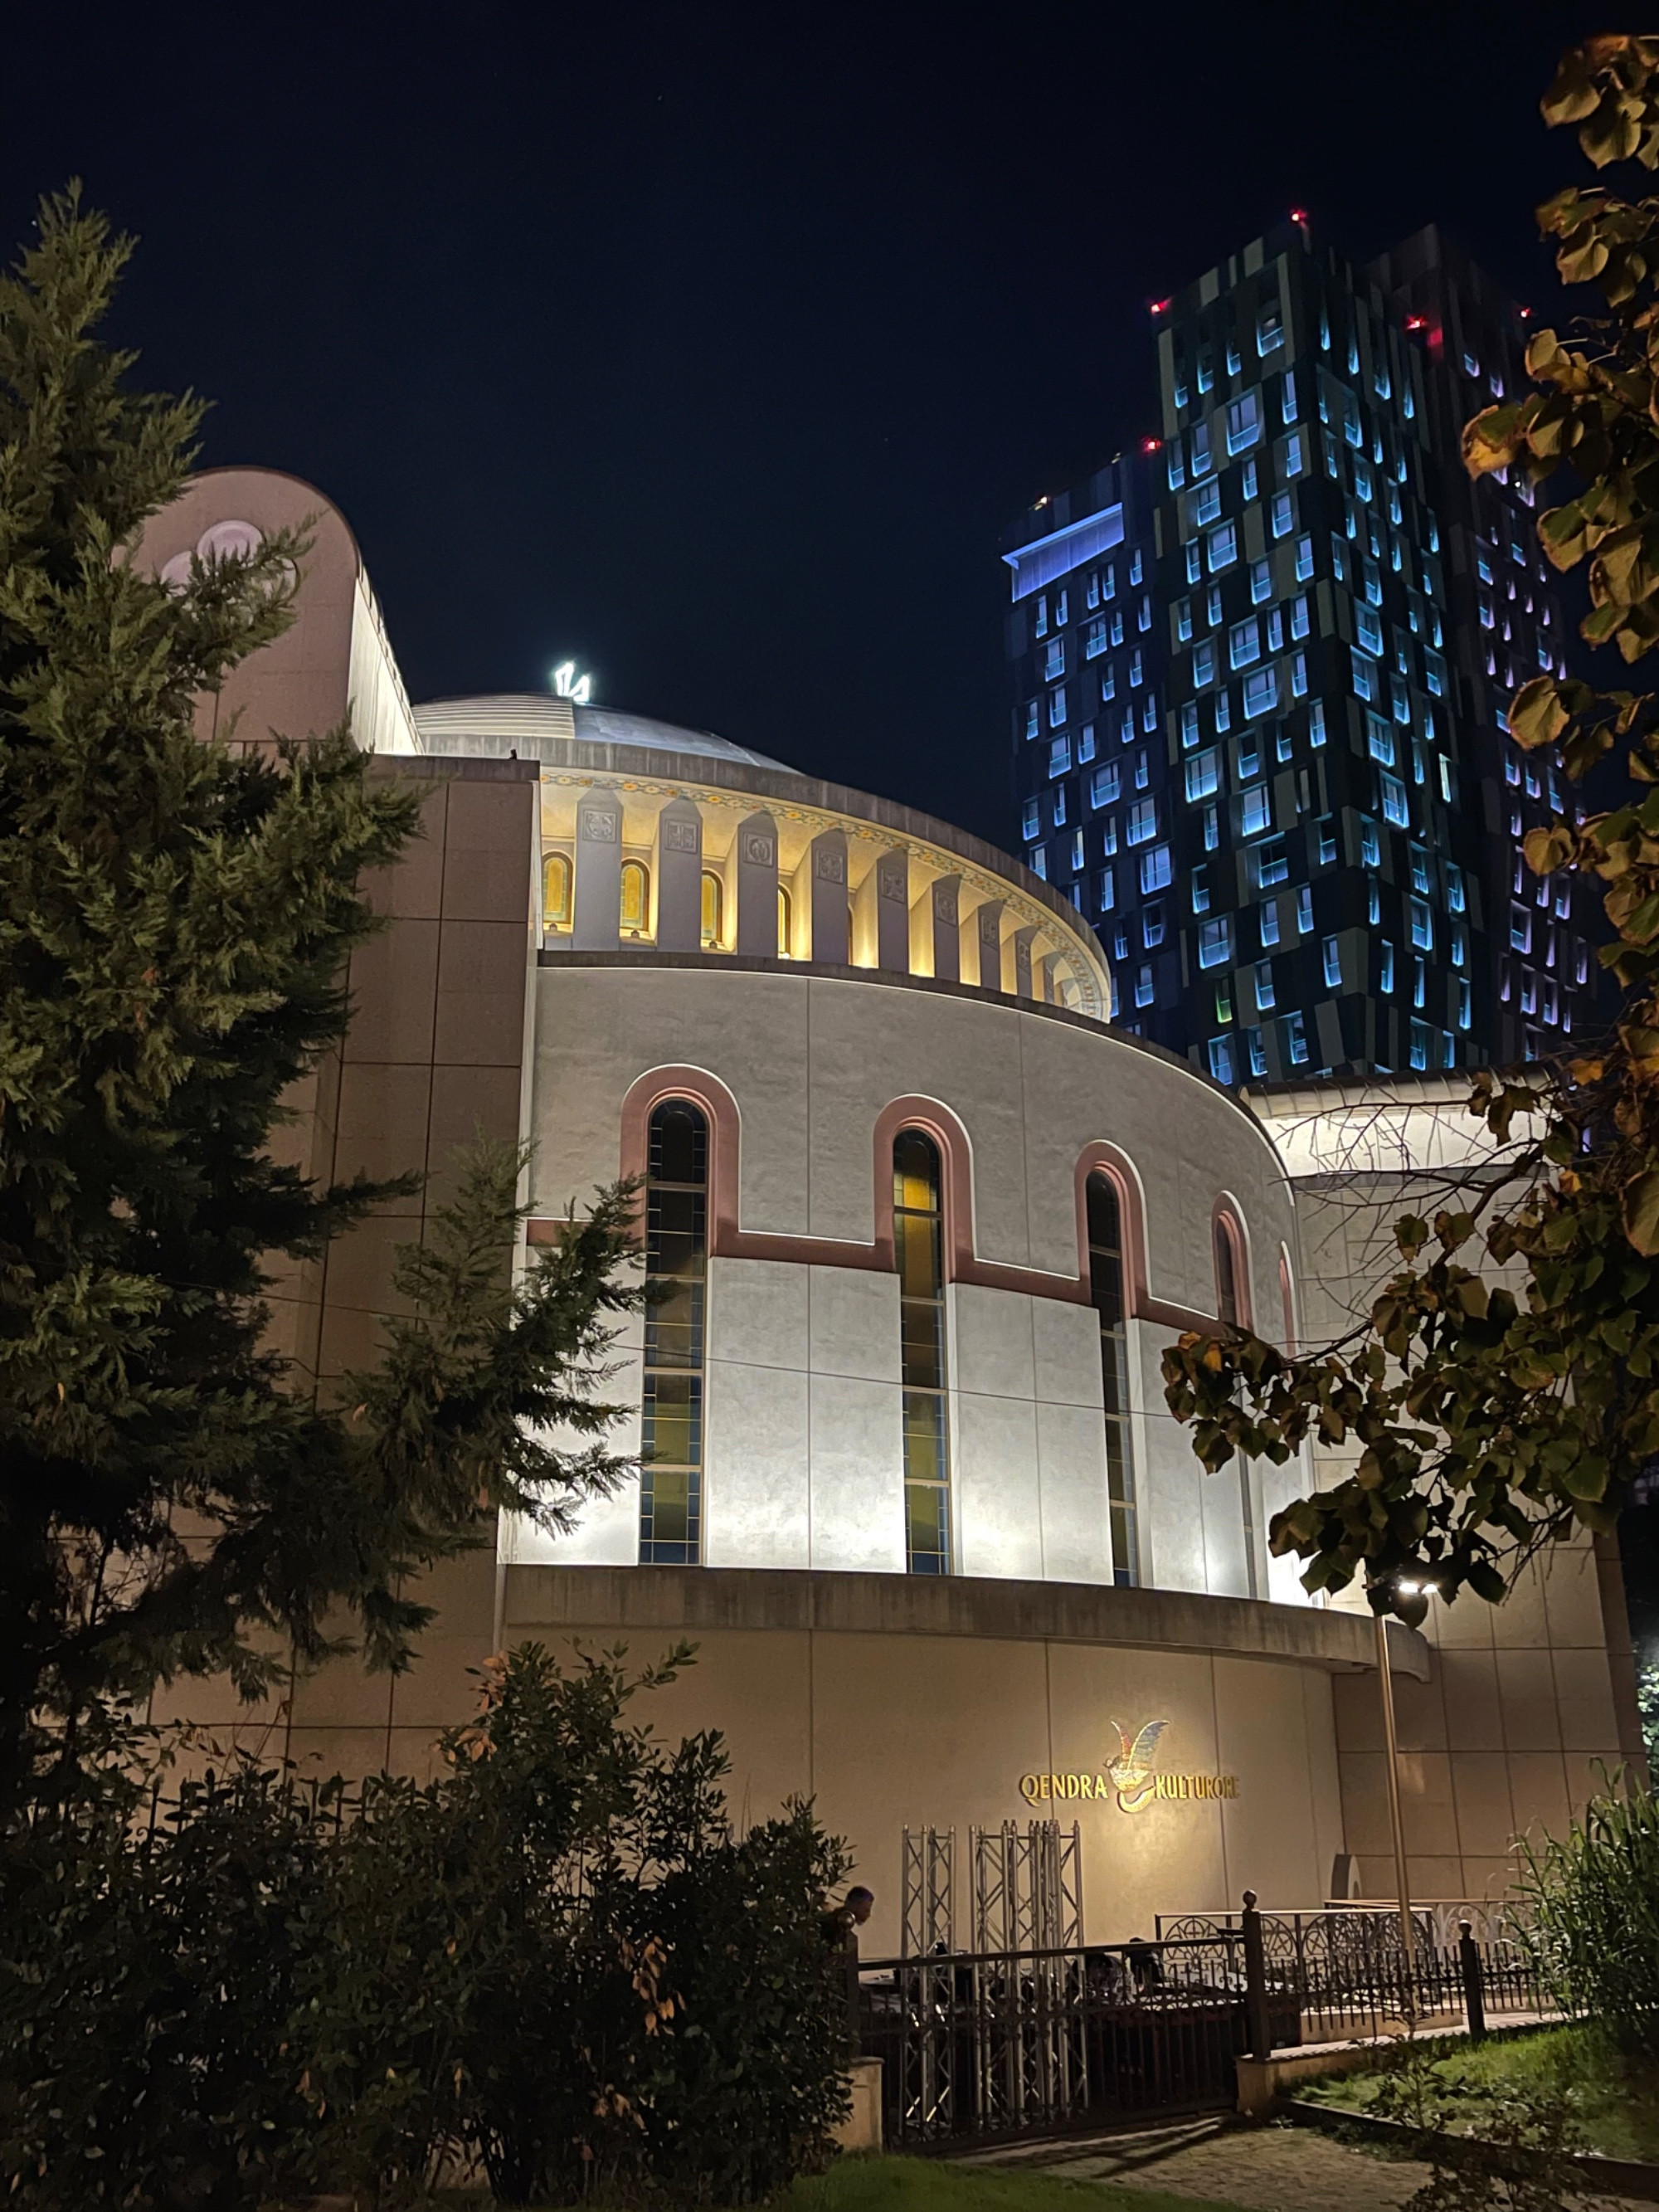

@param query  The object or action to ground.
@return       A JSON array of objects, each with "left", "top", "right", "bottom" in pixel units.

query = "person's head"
[{"left": 845, "top": 1885, "right": 875, "bottom": 1925}]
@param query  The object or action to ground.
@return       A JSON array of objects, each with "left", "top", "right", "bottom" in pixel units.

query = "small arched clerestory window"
[
  {"left": 1085, "top": 1172, "right": 1138, "bottom": 1587},
  {"left": 894, "top": 1128, "right": 951, "bottom": 1574},
  {"left": 776, "top": 882, "right": 793, "bottom": 957},
  {"left": 542, "top": 850, "right": 572, "bottom": 933},
  {"left": 620, "top": 859, "right": 651, "bottom": 937},
  {"left": 700, "top": 870, "right": 723, "bottom": 948},
  {"left": 639, "top": 1099, "right": 708, "bottom": 1566}
]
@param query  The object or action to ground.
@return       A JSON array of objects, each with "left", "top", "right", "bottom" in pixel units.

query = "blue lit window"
[
  {"left": 1185, "top": 748, "right": 1221, "bottom": 801},
  {"left": 1379, "top": 772, "right": 1409, "bottom": 828},
  {"left": 1089, "top": 763, "right": 1121, "bottom": 807},
  {"left": 1267, "top": 608, "right": 1284, "bottom": 652},
  {"left": 1204, "top": 805, "right": 1219, "bottom": 851},
  {"left": 1316, "top": 817, "right": 1336, "bottom": 865},
  {"left": 1139, "top": 844, "right": 1173, "bottom": 894},
  {"left": 1020, "top": 797, "right": 1039, "bottom": 840},
  {"left": 1242, "top": 457, "right": 1258, "bottom": 501},
  {"left": 1410, "top": 898, "right": 1433, "bottom": 951},
  {"left": 1295, "top": 534, "right": 1314, "bottom": 582},
  {"left": 1368, "top": 880, "right": 1380, "bottom": 924},
  {"left": 1142, "top": 904, "right": 1165, "bottom": 948},
  {"left": 1297, "top": 884, "right": 1314, "bottom": 933},
  {"left": 1139, "top": 594, "right": 1153, "bottom": 632},
  {"left": 1193, "top": 477, "right": 1222, "bottom": 529},
  {"left": 1229, "top": 617, "right": 1262, "bottom": 670},
  {"left": 1208, "top": 1035, "right": 1236, "bottom": 1084},
  {"left": 1048, "top": 688, "right": 1068, "bottom": 728},
  {"left": 1409, "top": 1021, "right": 1430, "bottom": 1072},
  {"left": 1034, "top": 595, "right": 1048, "bottom": 639},
  {"left": 1511, "top": 904, "right": 1532, "bottom": 953},
  {"left": 1284, "top": 1011, "right": 1310, "bottom": 1065},
  {"left": 1085, "top": 616, "right": 1108, "bottom": 657},
  {"left": 1424, "top": 650, "right": 1446, "bottom": 697},
  {"left": 1126, "top": 797, "right": 1158, "bottom": 845},
  {"left": 1309, "top": 701, "right": 1327, "bottom": 748},
  {"left": 1379, "top": 940, "right": 1395, "bottom": 992},
  {"left": 1049, "top": 734, "right": 1073, "bottom": 776},
  {"left": 1030, "top": 845, "right": 1047, "bottom": 879},
  {"left": 1360, "top": 815, "right": 1380, "bottom": 867},
  {"left": 1363, "top": 558, "right": 1383, "bottom": 608},
  {"left": 1330, "top": 534, "right": 1347, "bottom": 583},
  {"left": 1191, "top": 420, "right": 1213, "bottom": 472},
  {"left": 1243, "top": 665, "right": 1278, "bottom": 719},
  {"left": 1354, "top": 459, "right": 1373, "bottom": 503},
  {"left": 1191, "top": 866, "right": 1209, "bottom": 914},
  {"left": 1356, "top": 603, "right": 1383, "bottom": 655},
  {"left": 1198, "top": 917, "right": 1233, "bottom": 969},
  {"left": 1167, "top": 442, "right": 1186, "bottom": 490},
  {"left": 1366, "top": 714, "right": 1395, "bottom": 767},
  {"left": 1176, "top": 600, "right": 1194, "bottom": 642},
  {"left": 1185, "top": 543, "right": 1203, "bottom": 583},
  {"left": 1476, "top": 547, "right": 1493, "bottom": 585},
  {"left": 1272, "top": 492, "right": 1293, "bottom": 538},
  {"left": 1050, "top": 787, "right": 1067, "bottom": 828},
  {"left": 1249, "top": 559, "right": 1272, "bottom": 606},
  {"left": 1409, "top": 845, "right": 1430, "bottom": 892},
  {"left": 1130, "top": 649, "right": 1144, "bottom": 687},
  {"left": 1024, "top": 700, "right": 1039, "bottom": 739},
  {"left": 1284, "top": 430, "right": 1306, "bottom": 478},
  {"left": 1290, "top": 595, "right": 1310, "bottom": 641},
  {"left": 1214, "top": 691, "right": 1233, "bottom": 733},
  {"left": 1351, "top": 650, "right": 1377, "bottom": 703},
  {"left": 1246, "top": 1027, "right": 1267, "bottom": 1076},
  {"left": 1260, "top": 899, "right": 1281, "bottom": 948},
  {"left": 1227, "top": 390, "right": 1262, "bottom": 454},
  {"left": 1097, "top": 866, "right": 1115, "bottom": 913},
  {"left": 1071, "top": 829, "right": 1085, "bottom": 871},
  {"left": 1133, "top": 748, "right": 1151, "bottom": 791},
  {"left": 1135, "top": 962, "right": 1155, "bottom": 1007},
  {"left": 1282, "top": 368, "right": 1299, "bottom": 423},
  {"left": 1241, "top": 785, "right": 1272, "bottom": 836},
  {"left": 1078, "top": 724, "right": 1096, "bottom": 763},
  {"left": 1451, "top": 923, "right": 1466, "bottom": 967},
  {"left": 1044, "top": 637, "right": 1066, "bottom": 680},
  {"left": 1193, "top": 640, "right": 1216, "bottom": 687},
  {"left": 1254, "top": 960, "right": 1276, "bottom": 1011},
  {"left": 1457, "top": 977, "right": 1472, "bottom": 1030},
  {"left": 1341, "top": 387, "right": 1362, "bottom": 449},
  {"left": 1462, "top": 349, "right": 1480, "bottom": 381},
  {"left": 1101, "top": 815, "right": 1118, "bottom": 855},
  {"left": 1238, "top": 733, "right": 1260, "bottom": 782},
  {"left": 1208, "top": 521, "right": 1238, "bottom": 572},
  {"left": 1275, "top": 724, "right": 1293, "bottom": 763},
  {"left": 1227, "top": 342, "right": 1243, "bottom": 374},
  {"left": 1180, "top": 701, "right": 1200, "bottom": 748},
  {"left": 1257, "top": 307, "right": 1284, "bottom": 356}
]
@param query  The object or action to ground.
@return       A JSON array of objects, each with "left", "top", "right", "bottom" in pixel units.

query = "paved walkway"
[{"left": 961, "top": 2115, "right": 1434, "bottom": 2212}]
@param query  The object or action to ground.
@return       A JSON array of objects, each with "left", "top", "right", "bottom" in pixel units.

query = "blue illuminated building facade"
[{"left": 1006, "top": 219, "right": 1594, "bottom": 1079}]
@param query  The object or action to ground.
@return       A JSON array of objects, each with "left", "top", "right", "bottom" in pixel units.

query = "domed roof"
[{"left": 411, "top": 694, "right": 800, "bottom": 774}]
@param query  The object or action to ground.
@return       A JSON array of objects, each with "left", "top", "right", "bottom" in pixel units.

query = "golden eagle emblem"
[{"left": 1107, "top": 1718, "right": 1169, "bottom": 1812}]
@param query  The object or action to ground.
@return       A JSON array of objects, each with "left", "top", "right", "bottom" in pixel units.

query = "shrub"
[
  {"left": 0, "top": 1646, "right": 852, "bottom": 2209},
  {"left": 1517, "top": 1776, "right": 1659, "bottom": 2055}
]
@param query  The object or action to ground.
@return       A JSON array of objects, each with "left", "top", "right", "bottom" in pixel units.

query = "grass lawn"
[
  {"left": 519, "top": 2152, "right": 1262, "bottom": 2212},
  {"left": 786, "top": 2151, "right": 1258, "bottom": 2212},
  {"left": 1296, "top": 2024, "right": 1659, "bottom": 2163}
]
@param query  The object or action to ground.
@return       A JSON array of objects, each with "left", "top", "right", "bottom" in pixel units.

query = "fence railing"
[{"left": 854, "top": 1894, "right": 1558, "bottom": 2147}]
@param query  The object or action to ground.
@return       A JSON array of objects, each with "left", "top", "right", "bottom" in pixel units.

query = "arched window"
[
  {"left": 542, "top": 850, "right": 572, "bottom": 932},
  {"left": 1213, "top": 1207, "right": 1259, "bottom": 1596},
  {"left": 639, "top": 1100, "right": 708, "bottom": 1566},
  {"left": 620, "top": 860, "right": 651, "bottom": 937},
  {"left": 1214, "top": 1211, "right": 1243, "bottom": 1328},
  {"left": 1086, "top": 1172, "right": 1138, "bottom": 1587},
  {"left": 776, "top": 882, "right": 793, "bottom": 957},
  {"left": 700, "top": 870, "right": 723, "bottom": 948},
  {"left": 894, "top": 1129, "right": 951, "bottom": 1574}
]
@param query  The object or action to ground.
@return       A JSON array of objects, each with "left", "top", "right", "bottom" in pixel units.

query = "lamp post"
[{"left": 1374, "top": 1586, "right": 1418, "bottom": 2016}]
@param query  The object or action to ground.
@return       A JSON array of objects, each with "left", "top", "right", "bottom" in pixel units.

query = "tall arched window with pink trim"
[
  {"left": 895, "top": 1128, "right": 951, "bottom": 1575},
  {"left": 639, "top": 1099, "right": 708, "bottom": 1566},
  {"left": 1086, "top": 1172, "right": 1138, "bottom": 1586}
]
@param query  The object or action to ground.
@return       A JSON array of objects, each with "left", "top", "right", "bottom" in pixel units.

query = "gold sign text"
[{"left": 1019, "top": 1769, "right": 1239, "bottom": 1811}]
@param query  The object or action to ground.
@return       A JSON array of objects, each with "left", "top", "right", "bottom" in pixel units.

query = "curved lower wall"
[{"left": 499, "top": 1566, "right": 1363, "bottom": 1951}]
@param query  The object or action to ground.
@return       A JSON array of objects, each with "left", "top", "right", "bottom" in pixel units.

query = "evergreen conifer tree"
[{"left": 0, "top": 192, "right": 640, "bottom": 1809}]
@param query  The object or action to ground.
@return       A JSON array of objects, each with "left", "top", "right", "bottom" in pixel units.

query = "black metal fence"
[{"left": 855, "top": 1898, "right": 1559, "bottom": 2148}]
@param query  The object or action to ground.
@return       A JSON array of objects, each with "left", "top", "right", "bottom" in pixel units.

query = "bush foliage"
[{"left": 0, "top": 1645, "right": 852, "bottom": 2209}]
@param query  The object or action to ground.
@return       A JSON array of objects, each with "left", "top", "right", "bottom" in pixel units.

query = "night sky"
[{"left": 0, "top": 1, "right": 1614, "bottom": 849}]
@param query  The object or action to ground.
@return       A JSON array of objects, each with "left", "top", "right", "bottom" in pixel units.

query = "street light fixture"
[{"left": 1373, "top": 1576, "right": 1433, "bottom": 2014}]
